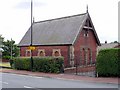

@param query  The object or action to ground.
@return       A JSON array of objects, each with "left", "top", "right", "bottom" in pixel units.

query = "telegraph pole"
[
  {"left": 30, "top": 0, "right": 33, "bottom": 71},
  {"left": 11, "top": 38, "right": 12, "bottom": 59}
]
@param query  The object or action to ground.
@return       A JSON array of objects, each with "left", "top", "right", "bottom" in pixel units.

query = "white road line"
[
  {"left": 24, "top": 86, "right": 43, "bottom": 90},
  {"left": 24, "top": 86, "right": 33, "bottom": 88},
  {"left": 34, "top": 76, "right": 43, "bottom": 79},
  {"left": 3, "top": 73, "right": 43, "bottom": 79},
  {"left": 0, "top": 81, "right": 9, "bottom": 84},
  {"left": 2, "top": 82, "right": 8, "bottom": 84}
]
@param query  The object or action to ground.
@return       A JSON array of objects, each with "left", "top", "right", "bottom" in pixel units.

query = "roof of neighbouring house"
[
  {"left": 19, "top": 13, "right": 100, "bottom": 46},
  {"left": 97, "top": 43, "right": 119, "bottom": 51}
]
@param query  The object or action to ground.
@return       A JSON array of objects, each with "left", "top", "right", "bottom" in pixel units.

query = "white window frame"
[
  {"left": 52, "top": 49, "right": 61, "bottom": 57},
  {"left": 38, "top": 49, "right": 45, "bottom": 57},
  {"left": 25, "top": 50, "right": 31, "bottom": 57}
]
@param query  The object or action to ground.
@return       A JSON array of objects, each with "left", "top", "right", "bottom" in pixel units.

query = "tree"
[
  {"left": 0, "top": 35, "right": 4, "bottom": 60},
  {"left": 2, "top": 39, "right": 19, "bottom": 60},
  {"left": 114, "top": 41, "right": 118, "bottom": 43},
  {"left": 0, "top": 35, "right": 4, "bottom": 47}
]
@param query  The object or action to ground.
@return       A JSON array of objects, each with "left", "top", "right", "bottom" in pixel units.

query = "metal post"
[
  {"left": 11, "top": 38, "right": 12, "bottom": 59},
  {"left": 30, "top": 0, "right": 33, "bottom": 71}
]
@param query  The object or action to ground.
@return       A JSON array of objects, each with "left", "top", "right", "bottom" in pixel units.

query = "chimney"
[{"left": 105, "top": 41, "right": 107, "bottom": 44}]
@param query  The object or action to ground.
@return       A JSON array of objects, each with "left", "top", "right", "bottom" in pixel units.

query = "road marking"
[
  {"left": 0, "top": 81, "right": 9, "bottom": 84},
  {"left": 24, "top": 86, "right": 43, "bottom": 90},
  {"left": 2, "top": 82, "right": 8, "bottom": 84},
  {"left": 3, "top": 73, "right": 43, "bottom": 79},
  {"left": 24, "top": 86, "right": 33, "bottom": 88},
  {"left": 34, "top": 76, "right": 43, "bottom": 79}
]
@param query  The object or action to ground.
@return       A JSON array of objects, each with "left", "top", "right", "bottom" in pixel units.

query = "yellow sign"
[{"left": 28, "top": 46, "right": 36, "bottom": 50}]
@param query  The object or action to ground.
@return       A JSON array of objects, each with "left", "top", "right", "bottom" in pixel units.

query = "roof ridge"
[{"left": 34, "top": 13, "right": 87, "bottom": 23}]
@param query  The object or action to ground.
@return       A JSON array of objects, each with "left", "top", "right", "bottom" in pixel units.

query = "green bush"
[
  {"left": 96, "top": 48, "right": 120, "bottom": 77},
  {"left": 13, "top": 56, "right": 64, "bottom": 73},
  {"left": 13, "top": 57, "right": 31, "bottom": 70},
  {"left": 2, "top": 56, "right": 11, "bottom": 60}
]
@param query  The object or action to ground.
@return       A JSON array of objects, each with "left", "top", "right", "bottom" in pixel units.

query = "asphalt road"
[{"left": 1, "top": 72, "right": 118, "bottom": 89}]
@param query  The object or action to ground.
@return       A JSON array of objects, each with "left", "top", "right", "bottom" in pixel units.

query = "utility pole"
[
  {"left": 30, "top": 0, "right": 33, "bottom": 71},
  {"left": 11, "top": 38, "right": 12, "bottom": 59}
]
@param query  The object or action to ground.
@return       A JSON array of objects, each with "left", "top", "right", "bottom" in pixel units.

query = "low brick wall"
[
  {"left": 64, "top": 65, "right": 96, "bottom": 73},
  {"left": 2, "top": 59, "right": 9, "bottom": 62}
]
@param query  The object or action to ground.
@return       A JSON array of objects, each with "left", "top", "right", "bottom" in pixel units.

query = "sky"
[{"left": 0, "top": 0, "right": 119, "bottom": 44}]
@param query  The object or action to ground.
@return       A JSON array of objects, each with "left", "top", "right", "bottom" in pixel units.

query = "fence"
[{"left": 64, "top": 64, "right": 96, "bottom": 77}]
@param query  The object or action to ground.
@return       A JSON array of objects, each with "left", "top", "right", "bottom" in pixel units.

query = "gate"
[{"left": 64, "top": 64, "right": 96, "bottom": 77}]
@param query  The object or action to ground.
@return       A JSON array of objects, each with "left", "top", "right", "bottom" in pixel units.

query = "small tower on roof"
[{"left": 86, "top": 5, "right": 88, "bottom": 13}]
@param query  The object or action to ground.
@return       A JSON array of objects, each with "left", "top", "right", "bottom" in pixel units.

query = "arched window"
[
  {"left": 54, "top": 51, "right": 60, "bottom": 56},
  {"left": 26, "top": 50, "right": 31, "bottom": 57},
  {"left": 38, "top": 49, "right": 45, "bottom": 56},
  {"left": 82, "top": 48, "right": 85, "bottom": 65},
  {"left": 87, "top": 48, "right": 91, "bottom": 65},
  {"left": 80, "top": 47, "right": 92, "bottom": 66},
  {"left": 52, "top": 49, "right": 61, "bottom": 57}
]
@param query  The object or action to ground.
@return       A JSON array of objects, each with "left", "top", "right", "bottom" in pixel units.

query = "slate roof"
[
  {"left": 97, "top": 43, "right": 119, "bottom": 50},
  {"left": 19, "top": 13, "right": 100, "bottom": 46}
]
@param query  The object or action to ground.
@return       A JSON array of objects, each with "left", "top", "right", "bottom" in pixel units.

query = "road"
[{"left": 1, "top": 72, "right": 118, "bottom": 89}]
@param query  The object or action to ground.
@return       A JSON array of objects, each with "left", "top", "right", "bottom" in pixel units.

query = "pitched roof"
[
  {"left": 19, "top": 13, "right": 100, "bottom": 46},
  {"left": 97, "top": 43, "right": 119, "bottom": 50}
]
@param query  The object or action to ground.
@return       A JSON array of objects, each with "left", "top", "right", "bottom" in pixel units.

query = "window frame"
[
  {"left": 25, "top": 50, "right": 31, "bottom": 57},
  {"left": 52, "top": 49, "right": 61, "bottom": 57},
  {"left": 38, "top": 49, "right": 45, "bottom": 57}
]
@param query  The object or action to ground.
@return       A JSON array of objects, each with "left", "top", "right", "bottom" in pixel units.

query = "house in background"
[
  {"left": 19, "top": 11, "right": 100, "bottom": 71},
  {"left": 97, "top": 42, "right": 120, "bottom": 53}
]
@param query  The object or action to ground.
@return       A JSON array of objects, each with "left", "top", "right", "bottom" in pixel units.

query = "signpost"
[{"left": 28, "top": 46, "right": 35, "bottom": 50}]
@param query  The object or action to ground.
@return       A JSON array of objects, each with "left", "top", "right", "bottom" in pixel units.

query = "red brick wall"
[
  {"left": 20, "top": 46, "right": 69, "bottom": 67},
  {"left": 64, "top": 65, "right": 95, "bottom": 73},
  {"left": 74, "top": 29, "right": 98, "bottom": 65}
]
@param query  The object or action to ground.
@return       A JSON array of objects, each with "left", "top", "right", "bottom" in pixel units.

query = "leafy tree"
[
  {"left": 114, "top": 41, "right": 118, "bottom": 43},
  {"left": 2, "top": 39, "right": 19, "bottom": 60},
  {"left": 0, "top": 35, "right": 4, "bottom": 47},
  {"left": 0, "top": 35, "right": 4, "bottom": 59}
]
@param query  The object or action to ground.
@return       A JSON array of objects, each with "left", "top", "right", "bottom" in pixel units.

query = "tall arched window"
[
  {"left": 80, "top": 47, "right": 92, "bottom": 66},
  {"left": 87, "top": 48, "right": 91, "bottom": 65},
  {"left": 82, "top": 48, "right": 85, "bottom": 65}
]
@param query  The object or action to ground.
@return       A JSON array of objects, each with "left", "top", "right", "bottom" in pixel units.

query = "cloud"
[{"left": 14, "top": 1, "right": 47, "bottom": 9}]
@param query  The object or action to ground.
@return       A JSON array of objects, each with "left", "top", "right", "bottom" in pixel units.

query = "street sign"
[{"left": 28, "top": 46, "right": 35, "bottom": 50}]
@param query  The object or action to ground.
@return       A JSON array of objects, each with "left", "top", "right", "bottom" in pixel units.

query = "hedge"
[
  {"left": 13, "top": 57, "right": 31, "bottom": 70},
  {"left": 12, "top": 56, "right": 64, "bottom": 73},
  {"left": 96, "top": 48, "right": 120, "bottom": 77}
]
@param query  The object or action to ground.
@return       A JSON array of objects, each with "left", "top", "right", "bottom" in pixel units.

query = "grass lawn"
[{"left": 0, "top": 62, "right": 11, "bottom": 67}]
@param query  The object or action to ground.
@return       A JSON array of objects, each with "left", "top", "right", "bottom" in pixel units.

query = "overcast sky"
[{"left": 0, "top": 0, "right": 119, "bottom": 44}]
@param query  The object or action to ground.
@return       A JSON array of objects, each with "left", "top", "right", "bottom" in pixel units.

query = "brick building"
[{"left": 19, "top": 12, "right": 100, "bottom": 69}]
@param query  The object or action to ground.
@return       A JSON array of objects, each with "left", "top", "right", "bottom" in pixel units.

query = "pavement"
[{"left": 0, "top": 68, "right": 119, "bottom": 84}]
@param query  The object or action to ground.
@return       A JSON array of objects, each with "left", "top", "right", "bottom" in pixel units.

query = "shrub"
[
  {"left": 33, "top": 57, "right": 64, "bottom": 73},
  {"left": 13, "top": 56, "right": 64, "bottom": 73},
  {"left": 2, "top": 56, "right": 11, "bottom": 60},
  {"left": 13, "top": 57, "right": 31, "bottom": 70},
  {"left": 96, "top": 48, "right": 120, "bottom": 77}
]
